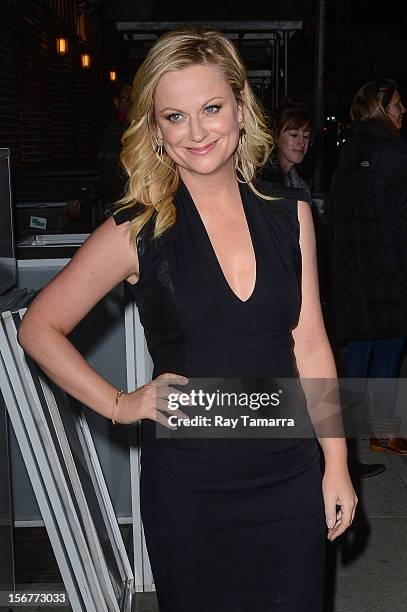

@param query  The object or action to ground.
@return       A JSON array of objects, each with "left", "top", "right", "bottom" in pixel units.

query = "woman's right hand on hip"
[{"left": 116, "top": 373, "right": 189, "bottom": 428}]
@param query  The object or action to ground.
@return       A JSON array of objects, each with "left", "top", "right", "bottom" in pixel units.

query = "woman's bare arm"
[
  {"left": 292, "top": 202, "right": 345, "bottom": 454},
  {"left": 17, "top": 216, "right": 139, "bottom": 419},
  {"left": 292, "top": 201, "right": 357, "bottom": 541}
]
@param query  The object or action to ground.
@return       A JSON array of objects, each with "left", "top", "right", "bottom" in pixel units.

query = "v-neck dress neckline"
[{"left": 178, "top": 179, "right": 258, "bottom": 305}]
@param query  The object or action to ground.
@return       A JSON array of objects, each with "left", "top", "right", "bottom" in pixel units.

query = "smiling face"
[
  {"left": 386, "top": 90, "right": 406, "bottom": 131},
  {"left": 277, "top": 124, "right": 310, "bottom": 174},
  {"left": 153, "top": 63, "right": 242, "bottom": 179}
]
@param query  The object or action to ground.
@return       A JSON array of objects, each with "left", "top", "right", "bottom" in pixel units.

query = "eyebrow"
[{"left": 159, "top": 96, "right": 224, "bottom": 114}]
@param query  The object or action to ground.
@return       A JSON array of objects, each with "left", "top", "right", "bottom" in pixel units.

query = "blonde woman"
[{"left": 18, "top": 29, "right": 356, "bottom": 612}]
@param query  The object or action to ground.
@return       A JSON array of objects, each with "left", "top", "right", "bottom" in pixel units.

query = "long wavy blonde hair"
[{"left": 118, "top": 28, "right": 274, "bottom": 239}]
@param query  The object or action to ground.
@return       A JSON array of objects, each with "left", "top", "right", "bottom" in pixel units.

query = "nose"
[
  {"left": 297, "top": 134, "right": 305, "bottom": 149},
  {"left": 401, "top": 104, "right": 406, "bottom": 115},
  {"left": 188, "top": 116, "right": 209, "bottom": 143}
]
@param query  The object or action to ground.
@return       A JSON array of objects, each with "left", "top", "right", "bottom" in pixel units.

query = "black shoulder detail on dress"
[
  {"left": 254, "top": 179, "right": 307, "bottom": 203},
  {"left": 251, "top": 179, "right": 300, "bottom": 237},
  {"left": 110, "top": 203, "right": 144, "bottom": 226}
]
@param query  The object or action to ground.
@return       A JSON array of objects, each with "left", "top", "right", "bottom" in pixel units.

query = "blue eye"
[
  {"left": 205, "top": 104, "right": 221, "bottom": 114},
  {"left": 166, "top": 113, "right": 183, "bottom": 123}
]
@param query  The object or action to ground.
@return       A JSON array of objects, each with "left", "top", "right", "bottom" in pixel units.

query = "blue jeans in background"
[{"left": 342, "top": 338, "right": 405, "bottom": 420}]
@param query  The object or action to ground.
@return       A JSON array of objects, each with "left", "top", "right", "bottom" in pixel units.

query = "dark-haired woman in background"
[
  {"left": 263, "top": 99, "right": 313, "bottom": 203},
  {"left": 330, "top": 79, "right": 407, "bottom": 456}
]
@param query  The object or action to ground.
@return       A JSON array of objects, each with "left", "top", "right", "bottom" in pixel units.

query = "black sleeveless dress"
[{"left": 113, "top": 180, "right": 325, "bottom": 612}]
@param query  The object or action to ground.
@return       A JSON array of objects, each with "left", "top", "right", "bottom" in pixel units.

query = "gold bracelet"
[{"left": 111, "top": 390, "right": 124, "bottom": 426}]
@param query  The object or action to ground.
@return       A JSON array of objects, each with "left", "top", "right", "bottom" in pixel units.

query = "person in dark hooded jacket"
[{"left": 330, "top": 79, "right": 407, "bottom": 455}]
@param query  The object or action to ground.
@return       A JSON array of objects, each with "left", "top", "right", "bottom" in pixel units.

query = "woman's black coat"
[{"left": 329, "top": 121, "right": 407, "bottom": 339}]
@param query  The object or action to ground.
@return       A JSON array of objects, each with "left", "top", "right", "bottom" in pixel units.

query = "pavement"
[{"left": 328, "top": 438, "right": 407, "bottom": 612}]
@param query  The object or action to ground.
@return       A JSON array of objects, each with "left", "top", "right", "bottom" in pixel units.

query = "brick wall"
[
  {"left": 0, "top": 0, "right": 20, "bottom": 162},
  {"left": 0, "top": 0, "right": 110, "bottom": 165},
  {"left": 49, "top": 52, "right": 76, "bottom": 159}
]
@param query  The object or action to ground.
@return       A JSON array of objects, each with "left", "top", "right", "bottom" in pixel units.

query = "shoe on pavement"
[
  {"left": 348, "top": 461, "right": 386, "bottom": 479},
  {"left": 370, "top": 437, "right": 407, "bottom": 455}
]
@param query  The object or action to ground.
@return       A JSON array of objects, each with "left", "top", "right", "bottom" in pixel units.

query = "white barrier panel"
[{"left": 0, "top": 309, "right": 134, "bottom": 611}]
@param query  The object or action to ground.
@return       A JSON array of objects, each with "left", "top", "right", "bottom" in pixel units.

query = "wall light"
[
  {"left": 109, "top": 70, "right": 117, "bottom": 82},
  {"left": 81, "top": 52, "right": 91, "bottom": 69},
  {"left": 56, "top": 37, "right": 68, "bottom": 56}
]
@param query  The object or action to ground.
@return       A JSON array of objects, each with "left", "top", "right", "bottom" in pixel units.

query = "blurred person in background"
[
  {"left": 263, "top": 98, "right": 313, "bottom": 203},
  {"left": 330, "top": 79, "right": 407, "bottom": 457},
  {"left": 97, "top": 80, "right": 132, "bottom": 206}
]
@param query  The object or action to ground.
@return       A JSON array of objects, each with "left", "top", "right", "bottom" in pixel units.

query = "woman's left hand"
[{"left": 322, "top": 463, "right": 358, "bottom": 541}]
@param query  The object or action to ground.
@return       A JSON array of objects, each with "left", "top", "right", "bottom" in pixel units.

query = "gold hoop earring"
[
  {"left": 151, "top": 132, "right": 163, "bottom": 155},
  {"left": 153, "top": 140, "right": 177, "bottom": 175},
  {"left": 154, "top": 139, "right": 166, "bottom": 162}
]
